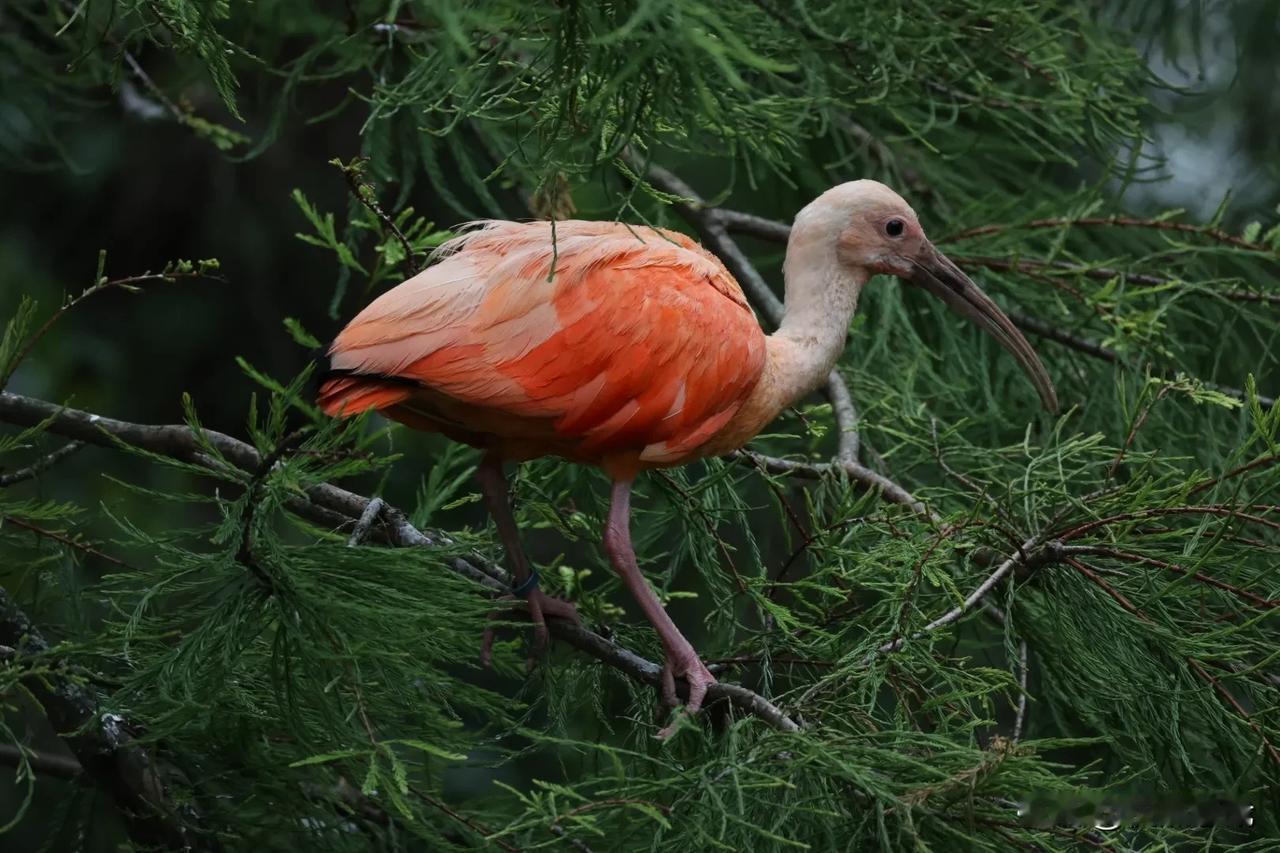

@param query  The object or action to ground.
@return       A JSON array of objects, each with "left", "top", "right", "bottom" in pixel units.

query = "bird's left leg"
[
  {"left": 603, "top": 478, "right": 717, "bottom": 738},
  {"left": 476, "top": 454, "right": 581, "bottom": 668}
]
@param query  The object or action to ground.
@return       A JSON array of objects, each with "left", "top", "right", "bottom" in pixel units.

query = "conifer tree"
[{"left": 1, "top": 1, "right": 1277, "bottom": 850}]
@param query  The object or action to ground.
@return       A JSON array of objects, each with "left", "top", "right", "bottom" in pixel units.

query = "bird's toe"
[{"left": 655, "top": 653, "right": 718, "bottom": 739}]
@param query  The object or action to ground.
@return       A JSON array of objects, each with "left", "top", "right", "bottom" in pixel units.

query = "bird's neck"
[
  {"left": 696, "top": 221, "right": 866, "bottom": 459},
  {"left": 765, "top": 231, "right": 865, "bottom": 410}
]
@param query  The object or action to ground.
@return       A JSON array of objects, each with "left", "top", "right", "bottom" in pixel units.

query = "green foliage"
[{"left": 1, "top": 0, "right": 1278, "bottom": 851}]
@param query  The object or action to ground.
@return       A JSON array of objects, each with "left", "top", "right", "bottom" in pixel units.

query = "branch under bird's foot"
[{"left": 480, "top": 588, "right": 581, "bottom": 670}]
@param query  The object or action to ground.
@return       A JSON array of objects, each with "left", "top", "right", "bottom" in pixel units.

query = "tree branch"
[
  {"left": 730, "top": 450, "right": 930, "bottom": 517},
  {"left": 334, "top": 158, "right": 424, "bottom": 277},
  {"left": 1008, "top": 311, "right": 1277, "bottom": 409},
  {"left": 0, "top": 391, "right": 799, "bottom": 734},
  {"left": 1, "top": 262, "right": 222, "bottom": 391},
  {"left": 945, "top": 215, "right": 1275, "bottom": 254},
  {"left": 0, "top": 584, "right": 207, "bottom": 849},
  {"left": 1059, "top": 544, "right": 1276, "bottom": 610},
  {"left": 0, "top": 743, "right": 86, "bottom": 781},
  {"left": 0, "top": 441, "right": 83, "bottom": 486},
  {"left": 873, "top": 537, "right": 1063, "bottom": 657},
  {"left": 1012, "top": 639, "right": 1029, "bottom": 742}
]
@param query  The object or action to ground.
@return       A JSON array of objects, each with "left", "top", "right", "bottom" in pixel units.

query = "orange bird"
[{"left": 319, "top": 181, "right": 1057, "bottom": 735}]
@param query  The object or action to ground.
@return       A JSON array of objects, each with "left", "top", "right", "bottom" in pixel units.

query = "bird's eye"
[{"left": 885, "top": 218, "right": 905, "bottom": 238}]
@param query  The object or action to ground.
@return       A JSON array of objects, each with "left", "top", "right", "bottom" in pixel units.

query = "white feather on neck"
[{"left": 770, "top": 196, "right": 866, "bottom": 404}]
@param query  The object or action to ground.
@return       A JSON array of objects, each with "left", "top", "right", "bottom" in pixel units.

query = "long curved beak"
[{"left": 905, "top": 243, "right": 1058, "bottom": 413}]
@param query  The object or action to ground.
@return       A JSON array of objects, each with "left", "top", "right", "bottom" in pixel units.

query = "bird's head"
[{"left": 801, "top": 180, "right": 1058, "bottom": 413}]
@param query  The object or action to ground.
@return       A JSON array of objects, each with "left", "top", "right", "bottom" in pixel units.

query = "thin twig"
[
  {"left": 1012, "top": 640, "right": 1029, "bottom": 742},
  {"left": 945, "top": 215, "right": 1274, "bottom": 253},
  {"left": 1065, "top": 556, "right": 1280, "bottom": 767},
  {"left": 335, "top": 157, "right": 423, "bottom": 277},
  {"left": 120, "top": 49, "right": 185, "bottom": 122},
  {"left": 1059, "top": 504, "right": 1280, "bottom": 541},
  {"left": 1060, "top": 544, "right": 1276, "bottom": 609},
  {"left": 655, "top": 471, "right": 747, "bottom": 593},
  {"left": 408, "top": 784, "right": 522, "bottom": 853},
  {"left": 1108, "top": 385, "right": 1171, "bottom": 478},
  {"left": 955, "top": 254, "right": 1168, "bottom": 288},
  {"left": 0, "top": 441, "right": 83, "bottom": 486},
  {"left": 1, "top": 265, "right": 221, "bottom": 390},
  {"left": 1, "top": 514, "right": 130, "bottom": 568},
  {"left": 1189, "top": 454, "right": 1280, "bottom": 497},
  {"left": 963, "top": 254, "right": 1277, "bottom": 306},
  {"left": 874, "top": 537, "right": 1063, "bottom": 657},
  {"left": 1010, "top": 311, "right": 1277, "bottom": 409},
  {"left": 1187, "top": 659, "right": 1280, "bottom": 767},
  {"left": 346, "top": 497, "right": 386, "bottom": 546},
  {"left": 730, "top": 450, "right": 932, "bottom": 518}
]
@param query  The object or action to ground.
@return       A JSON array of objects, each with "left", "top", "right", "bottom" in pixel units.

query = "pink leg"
[
  {"left": 476, "top": 455, "right": 580, "bottom": 669},
  {"left": 603, "top": 478, "right": 716, "bottom": 738}
]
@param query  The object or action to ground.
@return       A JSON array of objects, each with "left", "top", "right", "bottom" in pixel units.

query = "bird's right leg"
[
  {"left": 603, "top": 478, "right": 717, "bottom": 738},
  {"left": 476, "top": 454, "right": 580, "bottom": 668}
]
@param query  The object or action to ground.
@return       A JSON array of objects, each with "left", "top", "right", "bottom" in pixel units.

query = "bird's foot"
[
  {"left": 480, "top": 588, "right": 581, "bottom": 671},
  {"left": 656, "top": 650, "right": 717, "bottom": 739}
]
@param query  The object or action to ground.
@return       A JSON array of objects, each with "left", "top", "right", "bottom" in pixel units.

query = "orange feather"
[{"left": 319, "top": 220, "right": 766, "bottom": 469}]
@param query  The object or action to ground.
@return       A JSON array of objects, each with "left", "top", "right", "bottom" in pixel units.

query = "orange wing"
[{"left": 319, "top": 221, "right": 766, "bottom": 465}]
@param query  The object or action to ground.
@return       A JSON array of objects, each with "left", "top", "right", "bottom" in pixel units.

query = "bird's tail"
[{"left": 316, "top": 372, "right": 415, "bottom": 418}]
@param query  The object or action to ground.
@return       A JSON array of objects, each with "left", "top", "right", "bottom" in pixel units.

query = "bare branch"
[
  {"left": 730, "top": 450, "right": 931, "bottom": 518},
  {"left": 346, "top": 497, "right": 386, "bottom": 547},
  {"left": 0, "top": 441, "right": 83, "bottom": 486},
  {"left": 0, "top": 391, "right": 799, "bottom": 733},
  {"left": 714, "top": 209, "right": 791, "bottom": 244},
  {"left": 1012, "top": 640, "right": 1029, "bottom": 742},
  {"left": 874, "top": 537, "right": 1062, "bottom": 657},
  {"left": 826, "top": 373, "right": 860, "bottom": 462}
]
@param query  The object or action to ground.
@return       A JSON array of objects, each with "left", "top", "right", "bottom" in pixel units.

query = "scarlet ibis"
[{"left": 319, "top": 181, "right": 1057, "bottom": 736}]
